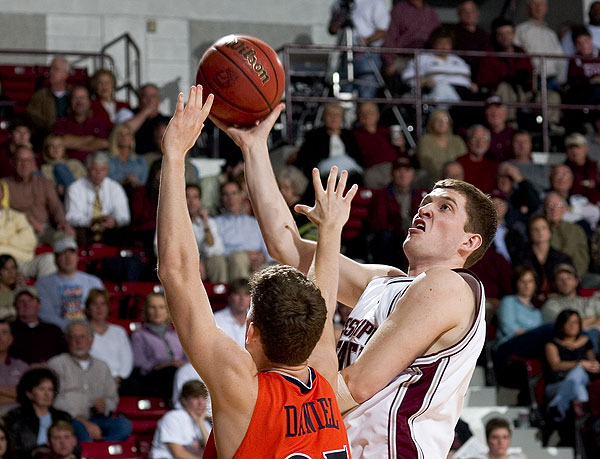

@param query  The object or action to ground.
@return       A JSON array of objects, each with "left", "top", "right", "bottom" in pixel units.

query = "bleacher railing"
[
  {"left": 0, "top": 48, "right": 114, "bottom": 73},
  {"left": 280, "top": 43, "right": 599, "bottom": 151}
]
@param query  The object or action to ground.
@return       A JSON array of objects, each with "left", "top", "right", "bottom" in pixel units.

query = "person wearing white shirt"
[
  {"left": 150, "top": 380, "right": 211, "bottom": 459},
  {"left": 65, "top": 151, "right": 130, "bottom": 246},
  {"left": 328, "top": 0, "right": 390, "bottom": 97},
  {"left": 213, "top": 278, "right": 250, "bottom": 348}
]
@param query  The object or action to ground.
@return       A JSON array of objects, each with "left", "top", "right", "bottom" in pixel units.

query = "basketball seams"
[
  {"left": 244, "top": 36, "right": 284, "bottom": 106},
  {"left": 213, "top": 45, "right": 272, "bottom": 112}
]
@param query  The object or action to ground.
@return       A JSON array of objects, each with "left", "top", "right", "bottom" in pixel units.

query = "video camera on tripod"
[{"left": 334, "top": 0, "right": 355, "bottom": 28}]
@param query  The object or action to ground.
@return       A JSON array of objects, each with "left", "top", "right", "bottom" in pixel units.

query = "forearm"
[
  {"left": 125, "top": 111, "right": 150, "bottom": 134},
  {"left": 167, "top": 443, "right": 201, "bottom": 459},
  {"left": 365, "top": 29, "right": 386, "bottom": 45},
  {"left": 62, "top": 135, "right": 108, "bottom": 151}
]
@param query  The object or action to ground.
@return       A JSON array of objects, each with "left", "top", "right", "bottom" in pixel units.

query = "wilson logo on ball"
[
  {"left": 213, "top": 68, "right": 238, "bottom": 89},
  {"left": 226, "top": 39, "right": 270, "bottom": 85}
]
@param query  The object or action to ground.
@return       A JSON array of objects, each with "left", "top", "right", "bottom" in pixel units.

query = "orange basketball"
[{"left": 196, "top": 34, "right": 285, "bottom": 126}]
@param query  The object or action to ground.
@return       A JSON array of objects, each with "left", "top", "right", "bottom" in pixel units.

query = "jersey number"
[{"left": 286, "top": 446, "right": 350, "bottom": 459}]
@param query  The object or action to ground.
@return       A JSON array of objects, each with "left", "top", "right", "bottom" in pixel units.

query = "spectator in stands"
[
  {"left": 416, "top": 109, "right": 467, "bottom": 184},
  {"left": 452, "top": 0, "right": 490, "bottom": 78},
  {"left": 293, "top": 102, "right": 362, "bottom": 179},
  {"left": 382, "top": 0, "right": 440, "bottom": 77},
  {"left": 401, "top": 26, "right": 476, "bottom": 103},
  {"left": 0, "top": 180, "right": 57, "bottom": 281},
  {"left": 587, "top": 112, "right": 600, "bottom": 163},
  {"left": 107, "top": 123, "right": 148, "bottom": 190},
  {"left": 183, "top": 183, "right": 225, "bottom": 283},
  {"left": 48, "top": 320, "right": 131, "bottom": 442},
  {"left": 40, "top": 135, "right": 86, "bottom": 198},
  {"left": 0, "top": 424, "right": 15, "bottom": 459},
  {"left": 131, "top": 159, "right": 161, "bottom": 268},
  {"left": 35, "top": 238, "right": 103, "bottom": 330},
  {"left": 27, "top": 57, "right": 70, "bottom": 134},
  {"left": 545, "top": 309, "right": 600, "bottom": 421},
  {"left": 548, "top": 164, "right": 600, "bottom": 232},
  {"left": 441, "top": 160, "right": 464, "bottom": 180},
  {"left": 328, "top": 0, "right": 390, "bottom": 98},
  {"left": 0, "top": 255, "right": 21, "bottom": 319},
  {"left": 521, "top": 215, "right": 573, "bottom": 301},
  {"left": 0, "top": 119, "right": 34, "bottom": 179},
  {"left": 542, "top": 264, "right": 600, "bottom": 348},
  {"left": 52, "top": 86, "right": 110, "bottom": 163},
  {"left": 131, "top": 292, "right": 186, "bottom": 399},
  {"left": 171, "top": 363, "right": 206, "bottom": 411},
  {"left": 544, "top": 192, "right": 590, "bottom": 278},
  {"left": 276, "top": 166, "right": 317, "bottom": 242},
  {"left": 484, "top": 418, "right": 525, "bottom": 459},
  {"left": 0, "top": 320, "right": 28, "bottom": 410},
  {"left": 85, "top": 289, "right": 133, "bottom": 387},
  {"left": 6, "top": 145, "right": 74, "bottom": 244},
  {"left": 484, "top": 96, "right": 515, "bottom": 163},
  {"left": 496, "top": 162, "right": 541, "bottom": 228},
  {"left": 353, "top": 102, "right": 404, "bottom": 189},
  {"left": 515, "top": 0, "right": 565, "bottom": 92},
  {"left": 65, "top": 151, "right": 130, "bottom": 247},
  {"left": 508, "top": 130, "right": 550, "bottom": 194},
  {"left": 126, "top": 84, "right": 170, "bottom": 155},
  {"left": 149, "top": 380, "right": 211, "bottom": 459},
  {"left": 477, "top": 18, "right": 533, "bottom": 123},
  {"left": 457, "top": 125, "right": 498, "bottom": 193},
  {"left": 213, "top": 279, "right": 250, "bottom": 348},
  {"left": 368, "top": 157, "right": 426, "bottom": 270},
  {"left": 496, "top": 266, "right": 542, "bottom": 346},
  {"left": 89, "top": 69, "right": 132, "bottom": 129},
  {"left": 213, "top": 181, "right": 270, "bottom": 282},
  {"left": 564, "top": 132, "right": 600, "bottom": 206},
  {"left": 562, "top": 1, "right": 600, "bottom": 55},
  {"left": 4, "top": 368, "right": 72, "bottom": 459},
  {"left": 9, "top": 287, "right": 67, "bottom": 366},
  {"left": 32, "top": 420, "right": 79, "bottom": 459}
]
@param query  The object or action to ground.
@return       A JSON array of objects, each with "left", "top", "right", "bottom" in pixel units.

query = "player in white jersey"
[{"left": 213, "top": 106, "right": 498, "bottom": 459}]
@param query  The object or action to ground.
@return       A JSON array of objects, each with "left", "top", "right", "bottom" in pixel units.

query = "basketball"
[{"left": 196, "top": 34, "right": 285, "bottom": 126}]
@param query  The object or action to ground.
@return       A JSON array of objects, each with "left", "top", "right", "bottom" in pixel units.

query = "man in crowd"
[
  {"left": 126, "top": 84, "right": 170, "bottom": 154},
  {"left": 5, "top": 145, "right": 74, "bottom": 244},
  {"left": 457, "top": 124, "right": 498, "bottom": 193},
  {"left": 0, "top": 119, "right": 35, "bottom": 179},
  {"left": 9, "top": 287, "right": 67, "bottom": 365},
  {"left": 452, "top": 0, "right": 490, "bottom": 77},
  {"left": 562, "top": 1, "right": 600, "bottom": 54},
  {"left": 27, "top": 57, "right": 70, "bottom": 133},
  {"left": 213, "top": 278, "right": 250, "bottom": 348},
  {"left": 213, "top": 181, "right": 270, "bottom": 282},
  {"left": 564, "top": 132, "right": 600, "bottom": 206},
  {"left": 35, "top": 237, "right": 104, "bottom": 330},
  {"left": 48, "top": 320, "right": 131, "bottom": 441},
  {"left": 484, "top": 96, "right": 515, "bottom": 163},
  {"left": 508, "top": 130, "right": 550, "bottom": 194},
  {"left": 52, "top": 86, "right": 110, "bottom": 162},
  {"left": 65, "top": 151, "right": 130, "bottom": 247}
]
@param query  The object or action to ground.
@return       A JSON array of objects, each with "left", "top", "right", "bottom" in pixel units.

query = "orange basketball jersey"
[{"left": 203, "top": 367, "right": 350, "bottom": 459}]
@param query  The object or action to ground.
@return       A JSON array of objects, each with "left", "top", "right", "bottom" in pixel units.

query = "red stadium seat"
[
  {"left": 116, "top": 396, "right": 168, "bottom": 420},
  {"left": 342, "top": 188, "right": 374, "bottom": 241},
  {"left": 80, "top": 440, "right": 142, "bottom": 459},
  {"left": 204, "top": 282, "right": 229, "bottom": 312}
]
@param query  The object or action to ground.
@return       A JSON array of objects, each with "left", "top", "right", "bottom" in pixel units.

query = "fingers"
[
  {"left": 202, "top": 93, "right": 214, "bottom": 116},
  {"left": 294, "top": 204, "right": 311, "bottom": 216},
  {"left": 344, "top": 183, "right": 359, "bottom": 202},
  {"left": 336, "top": 169, "right": 348, "bottom": 196},
  {"left": 326, "top": 166, "right": 338, "bottom": 194},
  {"left": 259, "top": 103, "right": 285, "bottom": 130},
  {"left": 175, "top": 92, "right": 185, "bottom": 116},
  {"left": 312, "top": 168, "right": 325, "bottom": 197}
]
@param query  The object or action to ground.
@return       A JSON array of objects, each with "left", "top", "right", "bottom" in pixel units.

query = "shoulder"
[
  {"left": 107, "top": 323, "right": 128, "bottom": 337},
  {"left": 91, "top": 357, "right": 112, "bottom": 373},
  {"left": 47, "top": 353, "right": 69, "bottom": 368}
]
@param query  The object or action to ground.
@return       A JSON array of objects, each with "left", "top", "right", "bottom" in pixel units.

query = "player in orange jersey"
[{"left": 157, "top": 85, "right": 352, "bottom": 459}]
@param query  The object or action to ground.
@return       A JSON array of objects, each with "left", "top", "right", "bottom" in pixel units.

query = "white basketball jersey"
[{"left": 337, "top": 270, "right": 486, "bottom": 459}]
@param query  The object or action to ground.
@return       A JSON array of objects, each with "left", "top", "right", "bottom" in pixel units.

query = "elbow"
[{"left": 344, "top": 370, "right": 372, "bottom": 404}]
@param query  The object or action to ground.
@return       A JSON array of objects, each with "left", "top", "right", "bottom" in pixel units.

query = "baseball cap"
[
  {"left": 14, "top": 286, "right": 39, "bottom": 302},
  {"left": 554, "top": 263, "right": 578, "bottom": 278},
  {"left": 485, "top": 95, "right": 504, "bottom": 107},
  {"left": 53, "top": 237, "right": 78, "bottom": 254},
  {"left": 392, "top": 157, "right": 414, "bottom": 170},
  {"left": 564, "top": 132, "right": 587, "bottom": 147}
]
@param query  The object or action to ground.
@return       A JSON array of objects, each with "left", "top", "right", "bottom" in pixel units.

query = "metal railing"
[
  {"left": 280, "top": 43, "right": 600, "bottom": 150},
  {"left": 0, "top": 48, "right": 114, "bottom": 73},
  {"left": 100, "top": 33, "right": 141, "bottom": 105}
]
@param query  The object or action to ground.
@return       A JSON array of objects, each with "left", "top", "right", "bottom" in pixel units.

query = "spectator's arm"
[
  {"left": 44, "top": 179, "right": 69, "bottom": 228},
  {"left": 167, "top": 444, "right": 202, "bottom": 459},
  {"left": 35, "top": 279, "right": 68, "bottom": 330},
  {"left": 61, "top": 135, "right": 109, "bottom": 152},
  {"left": 111, "top": 183, "right": 131, "bottom": 226},
  {"left": 496, "top": 297, "right": 521, "bottom": 339},
  {"left": 545, "top": 341, "right": 581, "bottom": 372},
  {"left": 65, "top": 184, "right": 91, "bottom": 227},
  {"left": 101, "top": 367, "right": 118, "bottom": 414}
]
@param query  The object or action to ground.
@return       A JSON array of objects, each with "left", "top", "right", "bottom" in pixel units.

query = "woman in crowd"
[
  {"left": 496, "top": 266, "right": 542, "bottom": 346},
  {"left": 0, "top": 255, "right": 21, "bottom": 319},
  {"left": 40, "top": 135, "right": 86, "bottom": 197},
  {"left": 131, "top": 292, "right": 186, "bottom": 399},
  {"left": 149, "top": 380, "right": 211, "bottom": 459},
  {"left": 90, "top": 69, "right": 132, "bottom": 129},
  {"left": 85, "top": 289, "right": 133, "bottom": 388},
  {"left": 0, "top": 424, "right": 15, "bottom": 459},
  {"left": 415, "top": 109, "right": 467, "bottom": 183},
  {"left": 545, "top": 310, "right": 600, "bottom": 421},
  {"left": 276, "top": 165, "right": 316, "bottom": 241},
  {"left": 4, "top": 368, "right": 72, "bottom": 459},
  {"left": 107, "top": 123, "right": 148, "bottom": 190}
]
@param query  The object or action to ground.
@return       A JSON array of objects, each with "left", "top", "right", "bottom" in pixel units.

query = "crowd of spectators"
[{"left": 2, "top": 0, "right": 600, "bottom": 455}]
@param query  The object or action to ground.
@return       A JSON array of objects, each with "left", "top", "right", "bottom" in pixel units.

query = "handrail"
[
  {"left": 0, "top": 48, "right": 114, "bottom": 71},
  {"left": 280, "top": 43, "right": 585, "bottom": 150},
  {"left": 100, "top": 33, "right": 141, "bottom": 105}
]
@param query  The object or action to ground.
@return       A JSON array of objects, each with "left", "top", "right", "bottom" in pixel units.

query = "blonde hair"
[
  {"left": 42, "top": 135, "right": 67, "bottom": 162},
  {"left": 426, "top": 109, "right": 453, "bottom": 134},
  {"left": 109, "top": 123, "right": 136, "bottom": 159}
]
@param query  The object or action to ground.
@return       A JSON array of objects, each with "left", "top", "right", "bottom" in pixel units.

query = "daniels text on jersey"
[{"left": 285, "top": 397, "right": 340, "bottom": 437}]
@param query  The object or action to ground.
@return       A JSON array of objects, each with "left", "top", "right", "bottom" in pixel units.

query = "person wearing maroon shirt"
[
  {"left": 353, "top": 102, "right": 405, "bottom": 189},
  {"left": 484, "top": 96, "right": 515, "bottom": 163},
  {"left": 457, "top": 124, "right": 498, "bottom": 193},
  {"left": 564, "top": 132, "right": 600, "bottom": 205},
  {"left": 382, "top": 0, "right": 440, "bottom": 77},
  {"left": 452, "top": 0, "right": 490, "bottom": 78},
  {"left": 52, "top": 86, "right": 110, "bottom": 162}
]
